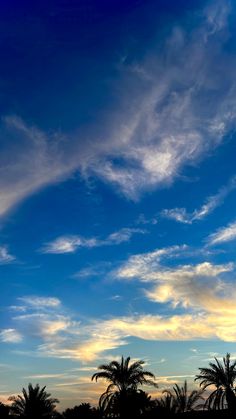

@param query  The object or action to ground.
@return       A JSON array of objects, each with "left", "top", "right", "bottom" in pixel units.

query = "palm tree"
[
  {"left": 9, "top": 383, "right": 59, "bottom": 418},
  {"left": 195, "top": 353, "right": 236, "bottom": 412},
  {"left": 156, "top": 393, "right": 177, "bottom": 414},
  {"left": 62, "top": 403, "right": 99, "bottom": 419},
  {"left": 163, "top": 380, "right": 203, "bottom": 413},
  {"left": 99, "top": 388, "right": 153, "bottom": 418},
  {"left": 92, "top": 356, "right": 157, "bottom": 418}
]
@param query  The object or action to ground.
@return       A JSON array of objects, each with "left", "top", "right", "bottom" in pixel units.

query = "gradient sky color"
[{"left": 1, "top": 0, "right": 236, "bottom": 411}]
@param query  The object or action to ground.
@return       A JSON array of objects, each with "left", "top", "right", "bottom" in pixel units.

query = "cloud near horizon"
[
  {"left": 0, "top": 1, "right": 235, "bottom": 217},
  {"left": 5, "top": 240, "right": 236, "bottom": 363}
]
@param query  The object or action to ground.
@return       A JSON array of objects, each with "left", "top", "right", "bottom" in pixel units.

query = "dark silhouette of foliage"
[
  {"left": 195, "top": 353, "right": 236, "bottom": 412},
  {"left": 9, "top": 383, "right": 59, "bottom": 418},
  {"left": 163, "top": 381, "right": 204, "bottom": 413},
  {"left": 0, "top": 402, "right": 10, "bottom": 418},
  {"left": 92, "top": 356, "right": 157, "bottom": 418},
  {"left": 3, "top": 353, "right": 236, "bottom": 418},
  {"left": 156, "top": 393, "right": 178, "bottom": 414},
  {"left": 92, "top": 356, "right": 157, "bottom": 391},
  {"left": 99, "top": 388, "right": 154, "bottom": 418},
  {"left": 62, "top": 403, "right": 100, "bottom": 418}
]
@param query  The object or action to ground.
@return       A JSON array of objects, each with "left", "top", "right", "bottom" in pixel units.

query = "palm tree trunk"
[{"left": 226, "top": 387, "right": 236, "bottom": 412}]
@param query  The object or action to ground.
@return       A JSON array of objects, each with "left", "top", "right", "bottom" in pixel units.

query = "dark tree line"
[{"left": 1, "top": 353, "right": 236, "bottom": 418}]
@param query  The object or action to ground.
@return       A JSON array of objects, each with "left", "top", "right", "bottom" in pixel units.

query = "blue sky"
[{"left": 1, "top": 0, "right": 236, "bottom": 410}]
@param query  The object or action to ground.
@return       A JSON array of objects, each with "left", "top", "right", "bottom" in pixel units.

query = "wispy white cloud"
[
  {"left": 85, "top": 0, "right": 235, "bottom": 199},
  {"left": 0, "top": 246, "right": 15, "bottom": 264},
  {"left": 18, "top": 296, "right": 61, "bottom": 309},
  {"left": 204, "top": 0, "right": 231, "bottom": 37},
  {"left": 0, "top": 116, "right": 80, "bottom": 217},
  {"left": 207, "top": 220, "right": 236, "bottom": 245},
  {"left": 73, "top": 262, "right": 111, "bottom": 279},
  {"left": 0, "top": 1, "right": 235, "bottom": 216},
  {"left": 42, "top": 227, "right": 145, "bottom": 254},
  {"left": 162, "top": 176, "right": 236, "bottom": 224},
  {"left": 0, "top": 329, "right": 22, "bottom": 343},
  {"left": 115, "top": 245, "right": 188, "bottom": 280},
  {"left": 105, "top": 228, "right": 146, "bottom": 244},
  {"left": 23, "top": 373, "right": 66, "bottom": 380},
  {"left": 135, "top": 213, "right": 158, "bottom": 225}
]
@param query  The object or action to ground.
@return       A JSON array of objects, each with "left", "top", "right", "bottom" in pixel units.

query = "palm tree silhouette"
[
  {"left": 99, "top": 388, "right": 153, "bottom": 418},
  {"left": 163, "top": 380, "right": 203, "bottom": 413},
  {"left": 62, "top": 403, "right": 99, "bottom": 418},
  {"left": 92, "top": 356, "right": 157, "bottom": 418},
  {"left": 9, "top": 383, "right": 59, "bottom": 418},
  {"left": 195, "top": 353, "right": 236, "bottom": 412},
  {"left": 156, "top": 393, "right": 177, "bottom": 414}
]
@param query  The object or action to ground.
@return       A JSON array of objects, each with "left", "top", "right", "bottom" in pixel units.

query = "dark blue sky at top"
[{"left": 0, "top": 0, "right": 207, "bottom": 131}]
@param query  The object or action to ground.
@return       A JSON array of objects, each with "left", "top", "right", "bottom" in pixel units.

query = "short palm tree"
[
  {"left": 163, "top": 380, "right": 203, "bottom": 413},
  {"left": 156, "top": 393, "right": 177, "bottom": 414},
  {"left": 62, "top": 403, "right": 97, "bottom": 418},
  {"left": 195, "top": 353, "right": 236, "bottom": 411},
  {"left": 9, "top": 383, "right": 59, "bottom": 418},
  {"left": 92, "top": 356, "right": 157, "bottom": 418}
]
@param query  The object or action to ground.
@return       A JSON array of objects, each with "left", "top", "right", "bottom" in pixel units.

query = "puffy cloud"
[
  {"left": 13, "top": 313, "right": 71, "bottom": 338},
  {"left": 37, "top": 310, "right": 236, "bottom": 362},
  {"left": 144, "top": 262, "right": 235, "bottom": 313},
  {"left": 207, "top": 220, "right": 236, "bottom": 245},
  {"left": 116, "top": 246, "right": 235, "bottom": 314}
]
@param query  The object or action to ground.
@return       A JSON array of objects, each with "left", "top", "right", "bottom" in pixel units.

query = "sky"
[{"left": 1, "top": 0, "right": 236, "bottom": 411}]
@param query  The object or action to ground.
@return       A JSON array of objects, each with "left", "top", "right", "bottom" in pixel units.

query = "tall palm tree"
[
  {"left": 163, "top": 380, "right": 203, "bottom": 413},
  {"left": 9, "top": 383, "right": 59, "bottom": 418},
  {"left": 195, "top": 353, "right": 236, "bottom": 412},
  {"left": 92, "top": 356, "right": 157, "bottom": 418}
]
